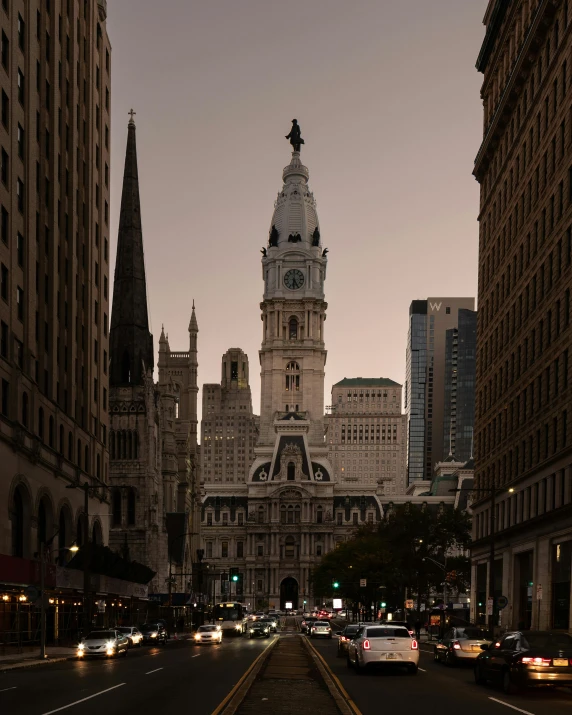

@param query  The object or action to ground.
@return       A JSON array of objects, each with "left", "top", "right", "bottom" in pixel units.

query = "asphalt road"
[
  {"left": 311, "top": 631, "right": 572, "bottom": 715},
  {"left": 0, "top": 634, "right": 276, "bottom": 715}
]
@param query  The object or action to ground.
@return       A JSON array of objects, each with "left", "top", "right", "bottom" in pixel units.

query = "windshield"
[
  {"left": 365, "top": 628, "right": 410, "bottom": 638},
  {"left": 116, "top": 628, "right": 131, "bottom": 633},
  {"left": 214, "top": 606, "right": 240, "bottom": 621},
  {"left": 141, "top": 624, "right": 159, "bottom": 630},
  {"left": 460, "top": 628, "right": 491, "bottom": 640},
  {"left": 343, "top": 627, "right": 360, "bottom": 636},
  {"left": 85, "top": 631, "right": 115, "bottom": 640},
  {"left": 199, "top": 626, "right": 219, "bottom": 632},
  {"left": 315, "top": 621, "right": 330, "bottom": 626},
  {"left": 522, "top": 633, "right": 572, "bottom": 649}
]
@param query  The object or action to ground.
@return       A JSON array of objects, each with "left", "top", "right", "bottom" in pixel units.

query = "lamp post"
[
  {"left": 167, "top": 532, "right": 198, "bottom": 607},
  {"left": 450, "top": 486, "right": 514, "bottom": 634}
]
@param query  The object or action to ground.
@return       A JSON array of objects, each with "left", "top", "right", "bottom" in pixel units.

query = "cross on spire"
[{"left": 128, "top": 108, "right": 136, "bottom": 125}]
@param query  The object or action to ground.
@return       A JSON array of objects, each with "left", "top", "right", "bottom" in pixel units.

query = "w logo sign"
[{"left": 429, "top": 302, "right": 442, "bottom": 312}]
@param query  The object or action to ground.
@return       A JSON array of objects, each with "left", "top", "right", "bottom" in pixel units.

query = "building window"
[
  {"left": 207, "top": 512, "right": 212, "bottom": 526},
  {"left": 287, "top": 462, "right": 295, "bottom": 481},
  {"left": 316, "top": 507, "right": 323, "bottom": 524},
  {"left": 285, "top": 361, "right": 300, "bottom": 392},
  {"left": 221, "top": 541, "right": 228, "bottom": 558},
  {"left": 289, "top": 317, "right": 298, "bottom": 339},
  {"left": 257, "top": 544, "right": 263, "bottom": 557},
  {"left": 112, "top": 489, "right": 121, "bottom": 527},
  {"left": 16, "top": 287, "right": 24, "bottom": 321},
  {"left": 206, "top": 542, "right": 212, "bottom": 558},
  {"left": 17, "top": 69, "right": 24, "bottom": 105},
  {"left": 127, "top": 489, "right": 136, "bottom": 525},
  {"left": 237, "top": 541, "right": 244, "bottom": 558},
  {"left": 21, "top": 391, "right": 28, "bottom": 427},
  {"left": 285, "top": 536, "right": 295, "bottom": 559}
]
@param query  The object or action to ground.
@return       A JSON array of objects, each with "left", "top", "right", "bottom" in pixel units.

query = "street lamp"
[{"left": 450, "top": 485, "right": 514, "bottom": 634}]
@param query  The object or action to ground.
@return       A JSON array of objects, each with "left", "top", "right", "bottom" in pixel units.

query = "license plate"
[
  {"left": 553, "top": 659, "right": 568, "bottom": 666},
  {"left": 386, "top": 653, "right": 397, "bottom": 659},
  {"left": 472, "top": 645, "right": 482, "bottom": 651}
]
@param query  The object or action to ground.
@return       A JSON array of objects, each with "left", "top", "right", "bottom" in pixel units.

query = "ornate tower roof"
[
  {"left": 109, "top": 111, "right": 154, "bottom": 386},
  {"left": 268, "top": 151, "right": 320, "bottom": 249}
]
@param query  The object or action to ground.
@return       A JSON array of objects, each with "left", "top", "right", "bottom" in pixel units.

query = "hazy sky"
[{"left": 108, "top": 0, "right": 487, "bottom": 418}]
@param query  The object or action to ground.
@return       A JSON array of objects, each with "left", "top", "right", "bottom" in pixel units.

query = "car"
[
  {"left": 336, "top": 625, "right": 362, "bottom": 657},
  {"left": 77, "top": 630, "right": 129, "bottom": 659},
  {"left": 248, "top": 621, "right": 271, "bottom": 639},
  {"left": 474, "top": 630, "right": 572, "bottom": 694},
  {"left": 140, "top": 622, "right": 168, "bottom": 644},
  {"left": 259, "top": 616, "right": 278, "bottom": 633},
  {"left": 301, "top": 617, "right": 318, "bottom": 634},
  {"left": 310, "top": 620, "right": 332, "bottom": 638},
  {"left": 267, "top": 610, "right": 278, "bottom": 617},
  {"left": 303, "top": 612, "right": 312, "bottom": 618},
  {"left": 434, "top": 626, "right": 492, "bottom": 665},
  {"left": 380, "top": 620, "right": 414, "bottom": 636},
  {"left": 194, "top": 624, "right": 223, "bottom": 644},
  {"left": 347, "top": 625, "right": 419, "bottom": 674},
  {"left": 116, "top": 626, "right": 143, "bottom": 648}
]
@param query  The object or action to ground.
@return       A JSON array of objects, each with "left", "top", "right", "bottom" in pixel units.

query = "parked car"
[
  {"left": 116, "top": 626, "right": 143, "bottom": 648},
  {"left": 310, "top": 620, "right": 332, "bottom": 638},
  {"left": 77, "top": 630, "right": 129, "bottom": 659},
  {"left": 194, "top": 625, "right": 223, "bottom": 645},
  {"left": 347, "top": 625, "right": 419, "bottom": 674},
  {"left": 140, "top": 622, "right": 168, "bottom": 644},
  {"left": 336, "top": 625, "right": 362, "bottom": 657},
  {"left": 248, "top": 621, "right": 271, "bottom": 639},
  {"left": 475, "top": 630, "right": 572, "bottom": 694},
  {"left": 434, "top": 626, "right": 492, "bottom": 665}
]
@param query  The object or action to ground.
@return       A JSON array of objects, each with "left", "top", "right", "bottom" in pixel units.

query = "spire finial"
[
  {"left": 192, "top": 299, "right": 195, "bottom": 310},
  {"left": 128, "top": 108, "right": 136, "bottom": 126}
]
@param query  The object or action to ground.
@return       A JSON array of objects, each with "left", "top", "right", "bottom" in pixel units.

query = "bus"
[{"left": 213, "top": 602, "right": 247, "bottom": 635}]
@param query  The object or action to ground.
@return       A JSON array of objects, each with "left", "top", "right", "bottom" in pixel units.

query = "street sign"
[
  {"left": 486, "top": 597, "right": 494, "bottom": 615},
  {"left": 536, "top": 584, "right": 543, "bottom": 600},
  {"left": 285, "top": 601, "right": 293, "bottom": 610},
  {"left": 359, "top": 578, "right": 367, "bottom": 587},
  {"left": 333, "top": 598, "right": 342, "bottom": 610},
  {"left": 496, "top": 595, "right": 509, "bottom": 610},
  {"left": 404, "top": 599, "right": 414, "bottom": 609}
]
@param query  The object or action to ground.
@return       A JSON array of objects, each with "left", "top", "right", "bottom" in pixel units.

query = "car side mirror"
[{"left": 480, "top": 644, "right": 490, "bottom": 651}]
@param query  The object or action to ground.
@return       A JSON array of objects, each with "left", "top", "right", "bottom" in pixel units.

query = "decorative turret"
[{"left": 109, "top": 111, "right": 154, "bottom": 386}]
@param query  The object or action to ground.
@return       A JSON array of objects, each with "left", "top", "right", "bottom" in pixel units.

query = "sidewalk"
[{"left": 0, "top": 647, "right": 76, "bottom": 672}]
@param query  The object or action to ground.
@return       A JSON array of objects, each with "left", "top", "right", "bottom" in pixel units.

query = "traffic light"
[
  {"left": 230, "top": 567, "right": 238, "bottom": 582},
  {"left": 332, "top": 579, "right": 339, "bottom": 589},
  {"left": 232, "top": 574, "right": 239, "bottom": 583},
  {"left": 381, "top": 602, "right": 387, "bottom": 608}
]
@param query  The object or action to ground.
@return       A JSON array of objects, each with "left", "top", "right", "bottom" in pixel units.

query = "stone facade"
[
  {"left": 108, "top": 118, "right": 200, "bottom": 595},
  {"left": 0, "top": 2, "right": 111, "bottom": 562},
  {"left": 326, "top": 378, "right": 407, "bottom": 495},
  {"left": 471, "top": 0, "right": 572, "bottom": 631}
]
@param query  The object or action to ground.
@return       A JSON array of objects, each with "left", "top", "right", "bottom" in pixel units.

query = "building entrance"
[{"left": 280, "top": 577, "right": 298, "bottom": 610}]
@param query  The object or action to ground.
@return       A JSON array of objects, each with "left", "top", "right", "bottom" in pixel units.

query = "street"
[
  {"left": 0, "top": 635, "right": 274, "bottom": 715},
  {"left": 311, "top": 627, "right": 572, "bottom": 715}
]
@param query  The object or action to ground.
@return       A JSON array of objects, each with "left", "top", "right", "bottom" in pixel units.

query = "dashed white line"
[
  {"left": 40, "top": 684, "right": 126, "bottom": 715},
  {"left": 418, "top": 667, "right": 427, "bottom": 672},
  {"left": 145, "top": 667, "right": 163, "bottom": 675},
  {"left": 488, "top": 697, "right": 536, "bottom": 715},
  {"left": 191, "top": 654, "right": 201, "bottom": 658},
  {"left": 0, "top": 687, "right": 17, "bottom": 692}
]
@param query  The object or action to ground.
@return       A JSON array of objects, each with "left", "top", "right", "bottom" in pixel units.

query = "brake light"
[
  {"left": 362, "top": 639, "right": 371, "bottom": 650},
  {"left": 408, "top": 630, "right": 414, "bottom": 636},
  {"left": 452, "top": 640, "right": 461, "bottom": 650},
  {"left": 521, "top": 657, "right": 551, "bottom": 666},
  {"left": 411, "top": 639, "right": 418, "bottom": 650}
]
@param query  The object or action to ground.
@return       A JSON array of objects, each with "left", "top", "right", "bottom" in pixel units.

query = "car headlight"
[
  {"left": 235, "top": 625, "right": 242, "bottom": 631},
  {"left": 150, "top": 632, "right": 158, "bottom": 638},
  {"left": 78, "top": 643, "right": 85, "bottom": 650},
  {"left": 249, "top": 628, "right": 254, "bottom": 633},
  {"left": 106, "top": 641, "right": 115, "bottom": 649},
  {"left": 194, "top": 634, "right": 201, "bottom": 640},
  {"left": 264, "top": 628, "right": 269, "bottom": 633}
]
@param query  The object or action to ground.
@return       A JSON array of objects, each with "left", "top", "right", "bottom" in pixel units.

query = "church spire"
[{"left": 109, "top": 111, "right": 154, "bottom": 386}]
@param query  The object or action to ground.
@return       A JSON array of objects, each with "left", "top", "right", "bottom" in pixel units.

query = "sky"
[{"left": 108, "top": 0, "right": 487, "bottom": 420}]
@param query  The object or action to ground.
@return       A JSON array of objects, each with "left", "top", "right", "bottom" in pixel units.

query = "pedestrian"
[{"left": 414, "top": 619, "right": 421, "bottom": 640}]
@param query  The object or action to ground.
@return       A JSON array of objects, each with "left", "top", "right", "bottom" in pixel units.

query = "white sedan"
[
  {"left": 194, "top": 625, "right": 223, "bottom": 644},
  {"left": 347, "top": 625, "right": 419, "bottom": 674}
]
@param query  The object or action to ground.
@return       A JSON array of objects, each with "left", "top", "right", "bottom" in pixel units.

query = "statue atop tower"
[{"left": 285, "top": 119, "right": 304, "bottom": 152}]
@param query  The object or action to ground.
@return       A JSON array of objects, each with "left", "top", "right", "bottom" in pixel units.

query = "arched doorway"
[{"left": 280, "top": 577, "right": 298, "bottom": 610}]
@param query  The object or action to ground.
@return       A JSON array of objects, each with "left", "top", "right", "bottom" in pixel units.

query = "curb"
[
  {"left": 211, "top": 637, "right": 278, "bottom": 715},
  {"left": 0, "top": 656, "right": 72, "bottom": 672},
  {"left": 302, "top": 636, "right": 362, "bottom": 715}
]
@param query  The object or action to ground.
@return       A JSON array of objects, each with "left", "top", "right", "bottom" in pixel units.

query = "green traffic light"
[
  {"left": 232, "top": 575, "right": 239, "bottom": 582},
  {"left": 381, "top": 602, "right": 387, "bottom": 608},
  {"left": 333, "top": 581, "right": 339, "bottom": 589}
]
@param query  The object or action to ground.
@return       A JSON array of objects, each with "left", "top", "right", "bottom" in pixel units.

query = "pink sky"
[{"left": 108, "top": 0, "right": 486, "bottom": 418}]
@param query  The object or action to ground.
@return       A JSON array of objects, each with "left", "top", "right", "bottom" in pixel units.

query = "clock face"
[{"left": 284, "top": 269, "right": 305, "bottom": 290}]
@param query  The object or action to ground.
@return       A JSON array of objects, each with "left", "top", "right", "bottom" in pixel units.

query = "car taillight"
[
  {"left": 362, "top": 640, "right": 371, "bottom": 650},
  {"left": 411, "top": 639, "right": 418, "bottom": 650},
  {"left": 521, "top": 657, "right": 551, "bottom": 666},
  {"left": 452, "top": 640, "right": 461, "bottom": 650},
  {"left": 408, "top": 630, "right": 414, "bottom": 636}
]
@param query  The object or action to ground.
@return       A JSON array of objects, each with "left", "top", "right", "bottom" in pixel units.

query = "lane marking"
[
  {"left": 418, "top": 667, "right": 427, "bottom": 672},
  {"left": 488, "top": 697, "right": 536, "bottom": 715},
  {"left": 0, "top": 687, "right": 17, "bottom": 692},
  {"left": 145, "top": 668, "right": 163, "bottom": 675},
  {"left": 40, "top": 684, "right": 126, "bottom": 715},
  {"left": 210, "top": 638, "right": 276, "bottom": 715}
]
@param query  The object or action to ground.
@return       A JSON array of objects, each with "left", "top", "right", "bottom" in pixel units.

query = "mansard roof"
[{"left": 334, "top": 377, "right": 401, "bottom": 388}]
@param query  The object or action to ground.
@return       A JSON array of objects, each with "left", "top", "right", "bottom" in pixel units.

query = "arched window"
[
  {"left": 58, "top": 506, "right": 72, "bottom": 566},
  {"left": 37, "top": 498, "right": 48, "bottom": 554},
  {"left": 285, "top": 362, "right": 300, "bottom": 392},
  {"left": 289, "top": 317, "right": 298, "bottom": 340},
  {"left": 68, "top": 432, "right": 73, "bottom": 461},
  {"left": 280, "top": 505, "right": 287, "bottom": 524},
  {"left": 287, "top": 505, "right": 294, "bottom": 524},
  {"left": 38, "top": 407, "right": 44, "bottom": 441},
  {"left": 257, "top": 506, "right": 264, "bottom": 524},
  {"left": 77, "top": 439, "right": 82, "bottom": 469},
  {"left": 285, "top": 536, "right": 295, "bottom": 559},
  {"left": 49, "top": 416, "right": 54, "bottom": 447},
  {"left": 112, "top": 489, "right": 122, "bottom": 527},
  {"left": 110, "top": 431, "right": 115, "bottom": 459},
  {"left": 76, "top": 514, "right": 86, "bottom": 546},
  {"left": 127, "top": 432, "right": 132, "bottom": 459},
  {"left": 22, "top": 391, "right": 28, "bottom": 428},
  {"left": 316, "top": 506, "right": 323, "bottom": 524},
  {"left": 294, "top": 505, "right": 301, "bottom": 524},
  {"left": 92, "top": 521, "right": 102, "bottom": 545},
  {"left": 11, "top": 487, "right": 24, "bottom": 557},
  {"left": 59, "top": 425, "right": 64, "bottom": 454},
  {"left": 287, "top": 462, "right": 295, "bottom": 481},
  {"left": 127, "top": 488, "right": 136, "bottom": 525},
  {"left": 117, "top": 431, "right": 123, "bottom": 459},
  {"left": 133, "top": 431, "right": 138, "bottom": 459}
]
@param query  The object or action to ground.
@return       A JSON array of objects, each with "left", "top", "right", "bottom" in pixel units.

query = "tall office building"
[
  {"left": 326, "top": 378, "right": 407, "bottom": 495},
  {"left": 0, "top": 1, "right": 112, "bottom": 560},
  {"left": 471, "top": 1, "right": 572, "bottom": 631},
  {"left": 443, "top": 309, "right": 477, "bottom": 462},
  {"left": 201, "top": 348, "right": 258, "bottom": 485},
  {"left": 405, "top": 298, "right": 475, "bottom": 485}
]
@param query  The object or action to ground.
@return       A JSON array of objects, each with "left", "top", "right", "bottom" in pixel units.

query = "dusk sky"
[{"left": 108, "top": 0, "right": 487, "bottom": 419}]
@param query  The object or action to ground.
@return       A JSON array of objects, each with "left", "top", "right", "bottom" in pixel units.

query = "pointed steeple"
[
  {"left": 109, "top": 111, "right": 154, "bottom": 386},
  {"left": 188, "top": 300, "right": 198, "bottom": 334}
]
